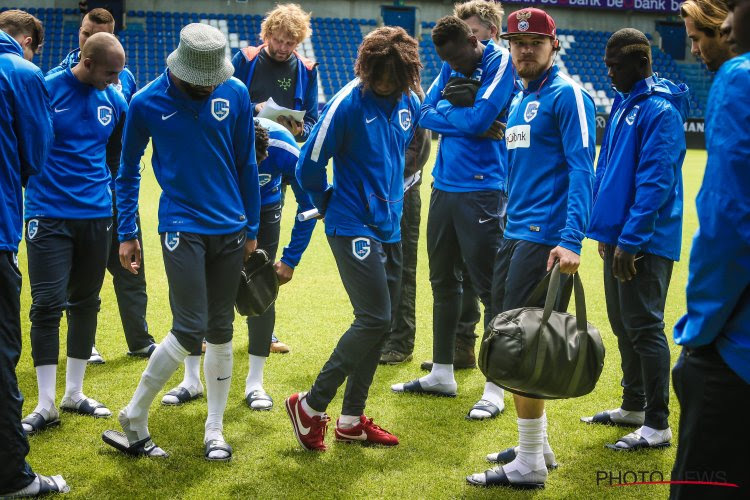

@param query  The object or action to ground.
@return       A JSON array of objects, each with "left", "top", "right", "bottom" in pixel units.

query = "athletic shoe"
[
  {"left": 285, "top": 392, "right": 329, "bottom": 451},
  {"left": 379, "top": 350, "right": 413, "bottom": 365},
  {"left": 88, "top": 346, "right": 105, "bottom": 365},
  {"left": 335, "top": 415, "right": 399, "bottom": 446}
]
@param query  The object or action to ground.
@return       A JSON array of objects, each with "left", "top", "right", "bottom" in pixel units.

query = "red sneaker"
[
  {"left": 285, "top": 392, "right": 330, "bottom": 451},
  {"left": 335, "top": 415, "right": 399, "bottom": 446}
]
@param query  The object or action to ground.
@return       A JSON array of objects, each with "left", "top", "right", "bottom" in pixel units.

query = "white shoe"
[{"left": 88, "top": 346, "right": 104, "bottom": 365}]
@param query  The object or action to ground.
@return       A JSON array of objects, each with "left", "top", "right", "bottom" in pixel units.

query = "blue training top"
[
  {"left": 116, "top": 70, "right": 260, "bottom": 241},
  {"left": 296, "top": 79, "right": 420, "bottom": 243},
  {"left": 256, "top": 117, "right": 317, "bottom": 268},
  {"left": 503, "top": 65, "right": 595, "bottom": 254},
  {"left": 25, "top": 67, "right": 127, "bottom": 220},
  {"left": 420, "top": 40, "right": 514, "bottom": 193},
  {"left": 0, "top": 31, "right": 53, "bottom": 252},
  {"left": 674, "top": 53, "right": 750, "bottom": 384}
]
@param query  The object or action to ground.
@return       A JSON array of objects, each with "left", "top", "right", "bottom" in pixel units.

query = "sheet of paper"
[{"left": 257, "top": 97, "right": 306, "bottom": 123}]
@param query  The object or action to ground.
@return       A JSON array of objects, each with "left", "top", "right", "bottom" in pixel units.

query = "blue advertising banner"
[{"left": 501, "top": 0, "right": 682, "bottom": 15}]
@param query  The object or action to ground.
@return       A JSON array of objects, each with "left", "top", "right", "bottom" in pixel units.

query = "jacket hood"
[
  {"left": 632, "top": 75, "right": 691, "bottom": 121},
  {"left": 0, "top": 30, "right": 24, "bottom": 58},
  {"left": 58, "top": 49, "right": 80, "bottom": 71}
]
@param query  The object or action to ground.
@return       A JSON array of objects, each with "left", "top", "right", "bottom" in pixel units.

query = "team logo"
[
  {"left": 352, "top": 237, "right": 371, "bottom": 261},
  {"left": 27, "top": 219, "right": 39, "bottom": 240},
  {"left": 625, "top": 105, "right": 639, "bottom": 126},
  {"left": 211, "top": 98, "right": 230, "bottom": 121},
  {"left": 524, "top": 101, "right": 540, "bottom": 123},
  {"left": 259, "top": 174, "right": 272, "bottom": 187},
  {"left": 517, "top": 10, "right": 531, "bottom": 32},
  {"left": 164, "top": 231, "right": 180, "bottom": 252},
  {"left": 97, "top": 106, "right": 112, "bottom": 126},
  {"left": 398, "top": 109, "right": 412, "bottom": 132}
]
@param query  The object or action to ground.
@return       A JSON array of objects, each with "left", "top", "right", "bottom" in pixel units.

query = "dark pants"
[
  {"left": 427, "top": 189, "right": 503, "bottom": 365},
  {"left": 27, "top": 218, "right": 111, "bottom": 365},
  {"left": 603, "top": 246, "right": 672, "bottom": 430},
  {"left": 670, "top": 345, "right": 750, "bottom": 499},
  {"left": 0, "top": 252, "right": 35, "bottom": 494},
  {"left": 307, "top": 235, "right": 402, "bottom": 415},
  {"left": 247, "top": 204, "right": 281, "bottom": 357},
  {"left": 161, "top": 231, "right": 245, "bottom": 353},
  {"left": 492, "top": 238, "right": 555, "bottom": 314},
  {"left": 384, "top": 184, "right": 421, "bottom": 354},
  {"left": 106, "top": 207, "right": 153, "bottom": 352}
]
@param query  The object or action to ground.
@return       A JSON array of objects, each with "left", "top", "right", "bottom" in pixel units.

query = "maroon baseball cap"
[{"left": 501, "top": 8, "right": 556, "bottom": 39}]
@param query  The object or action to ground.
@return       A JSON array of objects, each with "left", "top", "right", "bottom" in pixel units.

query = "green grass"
[{"left": 16, "top": 146, "right": 707, "bottom": 499}]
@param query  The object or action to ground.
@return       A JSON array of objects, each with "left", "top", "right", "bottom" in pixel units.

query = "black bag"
[
  {"left": 441, "top": 77, "right": 481, "bottom": 107},
  {"left": 478, "top": 264, "right": 605, "bottom": 399},
  {"left": 235, "top": 249, "right": 279, "bottom": 317}
]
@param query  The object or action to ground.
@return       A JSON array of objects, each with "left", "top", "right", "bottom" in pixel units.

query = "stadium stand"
[{"left": 2, "top": 6, "right": 709, "bottom": 116}]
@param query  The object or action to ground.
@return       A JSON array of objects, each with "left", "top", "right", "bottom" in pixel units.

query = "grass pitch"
[{"left": 15, "top": 146, "right": 707, "bottom": 499}]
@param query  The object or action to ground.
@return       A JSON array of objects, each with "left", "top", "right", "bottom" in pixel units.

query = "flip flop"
[
  {"left": 60, "top": 397, "right": 111, "bottom": 418},
  {"left": 487, "top": 446, "right": 559, "bottom": 470},
  {"left": 102, "top": 430, "right": 168, "bottom": 457},
  {"left": 245, "top": 390, "right": 273, "bottom": 411},
  {"left": 161, "top": 386, "right": 203, "bottom": 406},
  {"left": 606, "top": 432, "right": 671, "bottom": 451},
  {"left": 21, "top": 411, "right": 61, "bottom": 435},
  {"left": 127, "top": 344, "right": 157, "bottom": 358},
  {"left": 391, "top": 379, "right": 457, "bottom": 397},
  {"left": 205, "top": 439, "right": 233, "bottom": 462},
  {"left": 581, "top": 410, "right": 642, "bottom": 427},
  {"left": 465, "top": 400, "right": 503, "bottom": 420},
  {"left": 36, "top": 474, "right": 70, "bottom": 495},
  {"left": 466, "top": 466, "right": 545, "bottom": 489}
]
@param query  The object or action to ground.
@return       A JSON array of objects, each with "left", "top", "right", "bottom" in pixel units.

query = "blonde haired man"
[
  {"left": 680, "top": 0, "right": 736, "bottom": 70},
  {"left": 454, "top": 0, "right": 504, "bottom": 42},
  {"left": 232, "top": 3, "right": 318, "bottom": 141}
]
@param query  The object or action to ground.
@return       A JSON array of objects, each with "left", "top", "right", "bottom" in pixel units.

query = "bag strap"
[{"left": 565, "top": 272, "right": 590, "bottom": 395}]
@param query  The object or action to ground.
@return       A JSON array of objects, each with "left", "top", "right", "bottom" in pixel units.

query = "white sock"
[
  {"left": 637, "top": 425, "right": 672, "bottom": 444},
  {"left": 420, "top": 362, "right": 455, "bottom": 386},
  {"left": 180, "top": 355, "right": 203, "bottom": 391},
  {"left": 203, "top": 340, "right": 233, "bottom": 441},
  {"left": 513, "top": 417, "right": 546, "bottom": 473},
  {"left": 338, "top": 414, "right": 361, "bottom": 429},
  {"left": 245, "top": 354, "right": 266, "bottom": 395},
  {"left": 542, "top": 412, "right": 554, "bottom": 457},
  {"left": 611, "top": 407, "right": 645, "bottom": 424},
  {"left": 122, "top": 333, "right": 188, "bottom": 443},
  {"left": 63, "top": 357, "right": 87, "bottom": 402},
  {"left": 470, "top": 382, "right": 505, "bottom": 419},
  {"left": 34, "top": 364, "right": 57, "bottom": 414},
  {"left": 301, "top": 396, "right": 324, "bottom": 417}
]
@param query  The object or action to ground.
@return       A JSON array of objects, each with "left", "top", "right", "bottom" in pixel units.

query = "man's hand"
[
  {"left": 547, "top": 245, "right": 581, "bottom": 274},
  {"left": 274, "top": 261, "right": 294, "bottom": 285},
  {"left": 479, "top": 120, "right": 506, "bottom": 140},
  {"left": 613, "top": 245, "right": 637, "bottom": 281},
  {"left": 119, "top": 239, "right": 141, "bottom": 275},
  {"left": 277, "top": 116, "right": 303, "bottom": 136},
  {"left": 598, "top": 241, "right": 606, "bottom": 260},
  {"left": 244, "top": 239, "right": 257, "bottom": 262},
  {"left": 254, "top": 101, "right": 267, "bottom": 114}
]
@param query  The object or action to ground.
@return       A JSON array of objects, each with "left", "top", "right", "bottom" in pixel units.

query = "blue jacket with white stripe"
[
  {"left": 588, "top": 75, "right": 689, "bottom": 261},
  {"left": 256, "top": 117, "right": 317, "bottom": 268},
  {"left": 504, "top": 65, "right": 595, "bottom": 254},
  {"left": 0, "top": 31, "right": 53, "bottom": 252},
  {"left": 420, "top": 40, "right": 514, "bottom": 192},
  {"left": 296, "top": 79, "right": 421, "bottom": 243},
  {"left": 674, "top": 53, "right": 750, "bottom": 383},
  {"left": 116, "top": 70, "right": 260, "bottom": 241}
]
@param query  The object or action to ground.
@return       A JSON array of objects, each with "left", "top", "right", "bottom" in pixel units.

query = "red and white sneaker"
[
  {"left": 285, "top": 392, "right": 330, "bottom": 451},
  {"left": 335, "top": 415, "right": 399, "bottom": 446}
]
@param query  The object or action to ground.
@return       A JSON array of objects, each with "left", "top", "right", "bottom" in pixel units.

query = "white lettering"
[
  {"left": 684, "top": 121, "right": 704, "bottom": 133},
  {"left": 634, "top": 0, "right": 666, "bottom": 10},
  {"left": 569, "top": 0, "right": 602, "bottom": 6},
  {"left": 607, "top": 0, "right": 624, "bottom": 7},
  {"left": 506, "top": 125, "right": 531, "bottom": 150}
]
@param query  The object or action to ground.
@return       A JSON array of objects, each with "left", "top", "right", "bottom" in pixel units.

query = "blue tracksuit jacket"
[
  {"left": 420, "top": 40, "right": 514, "bottom": 192},
  {"left": 256, "top": 117, "right": 316, "bottom": 268},
  {"left": 232, "top": 44, "right": 319, "bottom": 141},
  {"left": 674, "top": 53, "right": 750, "bottom": 383},
  {"left": 588, "top": 75, "right": 689, "bottom": 261},
  {"left": 296, "top": 79, "right": 421, "bottom": 243},
  {"left": 116, "top": 70, "right": 260, "bottom": 241},
  {"left": 47, "top": 48, "right": 138, "bottom": 103},
  {"left": 0, "top": 31, "right": 53, "bottom": 252},
  {"left": 504, "top": 65, "right": 595, "bottom": 254},
  {"left": 25, "top": 67, "right": 127, "bottom": 220}
]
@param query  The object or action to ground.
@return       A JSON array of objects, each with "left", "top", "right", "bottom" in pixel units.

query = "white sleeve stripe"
[
  {"left": 481, "top": 49, "right": 510, "bottom": 100},
  {"left": 268, "top": 138, "right": 299, "bottom": 158},
  {"left": 558, "top": 73, "right": 590, "bottom": 148},
  {"left": 311, "top": 78, "right": 360, "bottom": 162}
]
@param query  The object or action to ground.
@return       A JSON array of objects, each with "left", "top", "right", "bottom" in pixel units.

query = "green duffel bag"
[{"left": 479, "top": 263, "right": 605, "bottom": 399}]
